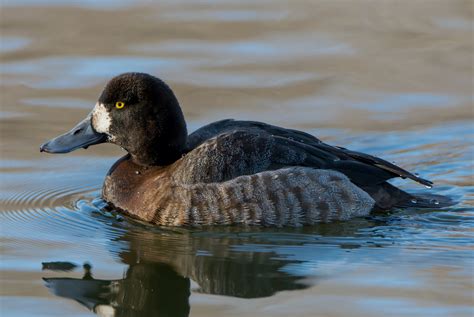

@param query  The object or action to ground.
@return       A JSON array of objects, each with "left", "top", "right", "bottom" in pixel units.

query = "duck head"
[{"left": 40, "top": 73, "right": 188, "bottom": 166}]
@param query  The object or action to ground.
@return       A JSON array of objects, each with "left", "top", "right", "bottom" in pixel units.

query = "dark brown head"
[{"left": 40, "top": 73, "right": 188, "bottom": 166}]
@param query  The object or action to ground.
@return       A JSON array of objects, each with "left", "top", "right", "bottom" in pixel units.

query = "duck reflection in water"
[
  {"left": 42, "top": 226, "right": 311, "bottom": 316},
  {"left": 44, "top": 262, "right": 190, "bottom": 317}
]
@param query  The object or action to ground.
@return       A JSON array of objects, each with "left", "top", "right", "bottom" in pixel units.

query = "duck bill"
[{"left": 40, "top": 115, "right": 107, "bottom": 154}]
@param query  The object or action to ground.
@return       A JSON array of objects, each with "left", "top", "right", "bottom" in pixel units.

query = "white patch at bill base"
[{"left": 92, "top": 102, "right": 112, "bottom": 134}]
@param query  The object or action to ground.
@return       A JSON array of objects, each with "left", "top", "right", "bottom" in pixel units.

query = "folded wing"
[{"left": 185, "top": 119, "right": 432, "bottom": 188}]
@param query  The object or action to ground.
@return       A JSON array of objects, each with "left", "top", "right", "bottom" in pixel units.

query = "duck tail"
[
  {"left": 395, "top": 192, "right": 455, "bottom": 208},
  {"left": 362, "top": 182, "right": 455, "bottom": 210}
]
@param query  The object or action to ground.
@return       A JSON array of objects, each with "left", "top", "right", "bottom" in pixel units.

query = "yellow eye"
[{"left": 115, "top": 101, "right": 125, "bottom": 109}]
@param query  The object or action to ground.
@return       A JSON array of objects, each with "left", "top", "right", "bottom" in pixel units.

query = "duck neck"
[
  {"left": 130, "top": 105, "right": 188, "bottom": 167},
  {"left": 131, "top": 140, "right": 186, "bottom": 167}
]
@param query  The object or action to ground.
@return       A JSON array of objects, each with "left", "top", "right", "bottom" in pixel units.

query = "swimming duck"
[{"left": 40, "top": 72, "right": 451, "bottom": 226}]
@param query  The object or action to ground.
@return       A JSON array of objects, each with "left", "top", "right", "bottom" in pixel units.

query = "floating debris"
[{"left": 42, "top": 261, "right": 78, "bottom": 272}]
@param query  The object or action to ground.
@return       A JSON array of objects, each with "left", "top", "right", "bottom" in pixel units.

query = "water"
[{"left": 1, "top": 1, "right": 473, "bottom": 316}]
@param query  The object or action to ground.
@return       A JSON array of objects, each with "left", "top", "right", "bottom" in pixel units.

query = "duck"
[{"left": 40, "top": 72, "right": 452, "bottom": 226}]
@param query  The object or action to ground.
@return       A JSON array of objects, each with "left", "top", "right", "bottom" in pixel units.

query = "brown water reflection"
[
  {"left": 1, "top": 0, "right": 473, "bottom": 316},
  {"left": 43, "top": 226, "right": 312, "bottom": 316}
]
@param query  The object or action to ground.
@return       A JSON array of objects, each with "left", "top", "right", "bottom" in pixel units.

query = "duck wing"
[
  {"left": 185, "top": 119, "right": 432, "bottom": 187},
  {"left": 187, "top": 119, "right": 323, "bottom": 149}
]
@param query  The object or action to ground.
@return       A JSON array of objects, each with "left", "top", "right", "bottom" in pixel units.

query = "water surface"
[{"left": 1, "top": 1, "right": 473, "bottom": 316}]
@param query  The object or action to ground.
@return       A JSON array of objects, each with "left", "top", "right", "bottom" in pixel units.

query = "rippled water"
[{"left": 1, "top": 1, "right": 473, "bottom": 316}]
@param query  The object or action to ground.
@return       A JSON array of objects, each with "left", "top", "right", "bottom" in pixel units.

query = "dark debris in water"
[
  {"left": 42, "top": 261, "right": 78, "bottom": 272},
  {"left": 42, "top": 261, "right": 93, "bottom": 274}
]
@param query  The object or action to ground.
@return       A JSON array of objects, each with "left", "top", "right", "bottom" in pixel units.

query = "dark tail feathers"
[
  {"left": 395, "top": 193, "right": 455, "bottom": 208},
  {"left": 362, "top": 182, "right": 455, "bottom": 210}
]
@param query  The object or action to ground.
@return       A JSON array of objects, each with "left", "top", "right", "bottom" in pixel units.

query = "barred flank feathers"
[{"left": 154, "top": 168, "right": 375, "bottom": 226}]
